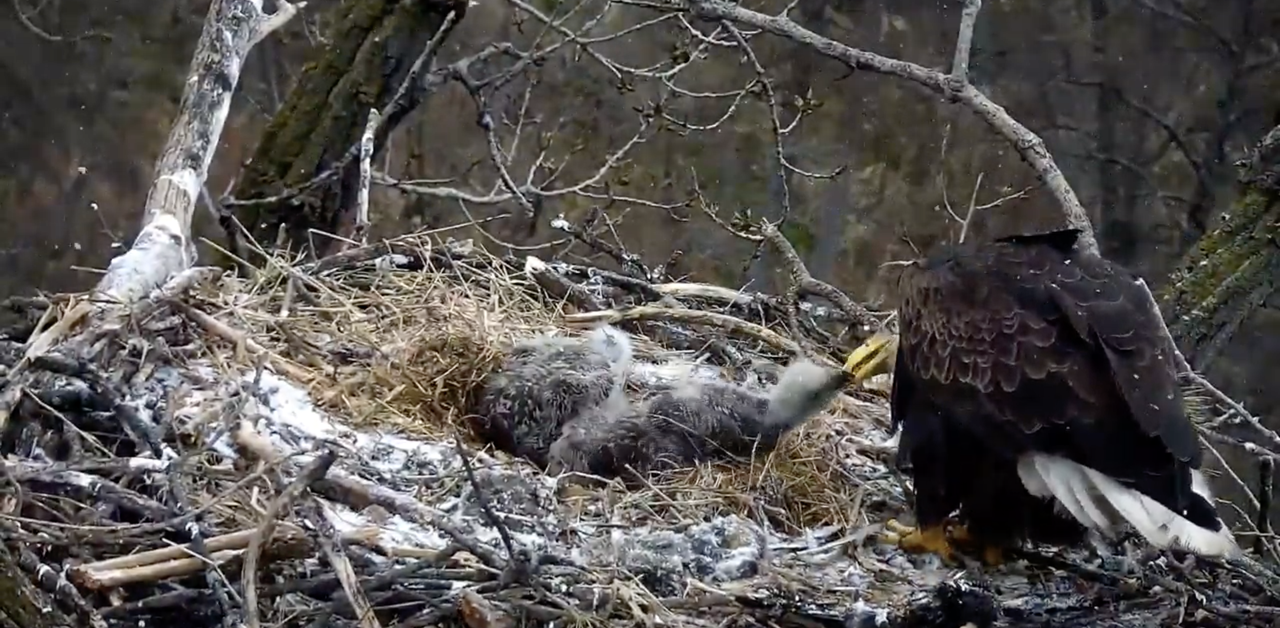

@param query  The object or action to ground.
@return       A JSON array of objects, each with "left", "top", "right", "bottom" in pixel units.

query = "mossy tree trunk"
[
  {"left": 230, "top": 0, "right": 467, "bottom": 258},
  {"left": 1159, "top": 124, "right": 1280, "bottom": 368}
]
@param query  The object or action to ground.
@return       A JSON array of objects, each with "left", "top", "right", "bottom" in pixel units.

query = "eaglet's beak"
[{"left": 843, "top": 330, "right": 898, "bottom": 386}]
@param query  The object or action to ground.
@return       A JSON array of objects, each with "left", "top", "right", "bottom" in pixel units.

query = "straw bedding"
[{"left": 0, "top": 231, "right": 1277, "bottom": 628}]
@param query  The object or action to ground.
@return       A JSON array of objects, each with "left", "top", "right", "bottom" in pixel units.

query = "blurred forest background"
[{"left": 1, "top": 0, "right": 1277, "bottom": 463}]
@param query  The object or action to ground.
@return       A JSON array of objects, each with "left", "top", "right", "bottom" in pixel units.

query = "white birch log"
[
  {"left": 95, "top": 0, "right": 304, "bottom": 305},
  {"left": 1, "top": 0, "right": 304, "bottom": 422}
]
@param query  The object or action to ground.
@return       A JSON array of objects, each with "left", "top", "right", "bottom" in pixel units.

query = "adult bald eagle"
[{"left": 842, "top": 228, "right": 1238, "bottom": 565}]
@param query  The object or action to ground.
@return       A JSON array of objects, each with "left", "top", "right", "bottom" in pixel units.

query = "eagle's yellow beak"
[{"left": 843, "top": 330, "right": 898, "bottom": 386}]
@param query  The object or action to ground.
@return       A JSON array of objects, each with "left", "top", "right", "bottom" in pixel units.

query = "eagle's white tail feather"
[
  {"left": 1016, "top": 452, "right": 1239, "bottom": 558},
  {"left": 1018, "top": 454, "right": 1116, "bottom": 533},
  {"left": 1191, "top": 467, "right": 1213, "bottom": 501}
]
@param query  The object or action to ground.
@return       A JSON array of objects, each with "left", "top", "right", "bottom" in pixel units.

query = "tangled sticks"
[{"left": 470, "top": 325, "right": 850, "bottom": 483}]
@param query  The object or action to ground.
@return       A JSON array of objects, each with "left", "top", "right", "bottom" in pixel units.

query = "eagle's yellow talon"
[
  {"left": 883, "top": 518, "right": 916, "bottom": 536},
  {"left": 881, "top": 519, "right": 957, "bottom": 563}
]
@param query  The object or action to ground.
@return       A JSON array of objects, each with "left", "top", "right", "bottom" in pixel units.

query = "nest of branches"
[
  {"left": 191, "top": 233, "right": 897, "bottom": 532},
  {"left": 2, "top": 227, "right": 1280, "bottom": 628}
]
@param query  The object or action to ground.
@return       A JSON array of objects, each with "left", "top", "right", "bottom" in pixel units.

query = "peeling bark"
[
  {"left": 230, "top": 0, "right": 468, "bottom": 259},
  {"left": 1160, "top": 124, "right": 1280, "bottom": 368}
]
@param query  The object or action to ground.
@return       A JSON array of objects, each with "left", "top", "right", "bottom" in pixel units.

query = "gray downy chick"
[
  {"left": 471, "top": 325, "right": 632, "bottom": 469},
  {"left": 546, "top": 358, "right": 849, "bottom": 482}
]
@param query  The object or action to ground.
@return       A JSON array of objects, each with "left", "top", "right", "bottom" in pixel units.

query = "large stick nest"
[{"left": 0, "top": 231, "right": 1278, "bottom": 628}]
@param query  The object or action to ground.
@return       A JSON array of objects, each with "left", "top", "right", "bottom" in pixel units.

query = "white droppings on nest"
[
  {"left": 139, "top": 358, "right": 983, "bottom": 615},
  {"left": 575, "top": 516, "right": 767, "bottom": 596}
]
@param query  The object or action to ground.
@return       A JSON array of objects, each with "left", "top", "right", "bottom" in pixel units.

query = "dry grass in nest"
[
  {"left": 594, "top": 396, "right": 894, "bottom": 534},
  {"left": 185, "top": 234, "right": 895, "bottom": 531},
  {"left": 189, "top": 240, "right": 583, "bottom": 442}
]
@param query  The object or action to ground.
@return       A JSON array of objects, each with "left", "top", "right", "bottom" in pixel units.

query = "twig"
[
  {"left": 454, "top": 441, "right": 531, "bottom": 585},
  {"left": 958, "top": 172, "right": 984, "bottom": 244},
  {"left": 242, "top": 449, "right": 338, "bottom": 628},
  {"left": 351, "top": 109, "right": 380, "bottom": 249},
  {"left": 305, "top": 499, "right": 382, "bottom": 628},
  {"left": 564, "top": 305, "right": 806, "bottom": 358},
  {"left": 683, "top": 0, "right": 1099, "bottom": 255}
]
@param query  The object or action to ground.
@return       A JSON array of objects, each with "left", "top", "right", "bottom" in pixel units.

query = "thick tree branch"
[
  {"left": 683, "top": 0, "right": 1099, "bottom": 255},
  {"left": 5, "top": 0, "right": 295, "bottom": 414},
  {"left": 950, "top": 0, "right": 982, "bottom": 82},
  {"left": 96, "top": 0, "right": 300, "bottom": 304}
]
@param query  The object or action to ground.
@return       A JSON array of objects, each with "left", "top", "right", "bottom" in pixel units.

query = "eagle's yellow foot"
[{"left": 881, "top": 519, "right": 957, "bottom": 563}]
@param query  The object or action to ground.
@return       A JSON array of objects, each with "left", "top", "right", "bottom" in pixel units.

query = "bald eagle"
[{"left": 842, "top": 228, "right": 1238, "bottom": 565}]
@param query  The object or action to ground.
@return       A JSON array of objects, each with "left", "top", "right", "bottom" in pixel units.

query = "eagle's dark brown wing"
[{"left": 896, "top": 237, "right": 1199, "bottom": 466}]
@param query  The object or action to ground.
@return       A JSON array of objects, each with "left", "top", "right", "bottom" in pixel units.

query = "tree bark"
[
  {"left": 1159, "top": 124, "right": 1280, "bottom": 368},
  {"left": 230, "top": 0, "right": 468, "bottom": 259}
]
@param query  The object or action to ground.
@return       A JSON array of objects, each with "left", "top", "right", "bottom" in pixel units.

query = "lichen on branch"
[{"left": 1160, "top": 125, "right": 1280, "bottom": 368}]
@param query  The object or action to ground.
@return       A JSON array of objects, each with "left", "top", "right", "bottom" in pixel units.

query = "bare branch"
[
  {"left": 683, "top": 0, "right": 1099, "bottom": 255},
  {"left": 950, "top": 0, "right": 983, "bottom": 83},
  {"left": 351, "top": 109, "right": 379, "bottom": 249},
  {"left": 564, "top": 305, "right": 806, "bottom": 357},
  {"left": 958, "top": 172, "right": 983, "bottom": 244}
]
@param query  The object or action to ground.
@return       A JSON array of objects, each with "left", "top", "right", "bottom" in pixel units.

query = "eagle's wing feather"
[
  {"left": 1038, "top": 253, "right": 1199, "bottom": 465},
  {"left": 899, "top": 242, "right": 1197, "bottom": 465}
]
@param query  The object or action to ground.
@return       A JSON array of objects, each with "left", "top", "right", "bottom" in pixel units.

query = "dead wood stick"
[
  {"left": 71, "top": 524, "right": 307, "bottom": 574},
  {"left": 309, "top": 470, "right": 506, "bottom": 569},
  {"left": 563, "top": 306, "right": 811, "bottom": 359},
  {"left": 757, "top": 223, "right": 876, "bottom": 334},
  {"left": 950, "top": 0, "right": 982, "bottom": 83},
  {"left": 243, "top": 449, "right": 338, "bottom": 628},
  {"left": 175, "top": 302, "right": 313, "bottom": 382},
  {"left": 307, "top": 500, "right": 381, "bottom": 628},
  {"left": 350, "top": 109, "right": 380, "bottom": 249},
  {"left": 73, "top": 550, "right": 241, "bottom": 591},
  {"left": 653, "top": 282, "right": 760, "bottom": 305}
]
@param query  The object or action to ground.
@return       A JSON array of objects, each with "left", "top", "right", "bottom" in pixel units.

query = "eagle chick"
[
  {"left": 546, "top": 359, "right": 849, "bottom": 481},
  {"left": 470, "top": 325, "right": 632, "bottom": 469}
]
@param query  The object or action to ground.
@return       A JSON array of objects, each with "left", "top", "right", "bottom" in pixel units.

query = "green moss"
[
  {"left": 1161, "top": 189, "right": 1276, "bottom": 314},
  {"left": 1160, "top": 186, "right": 1280, "bottom": 354}
]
